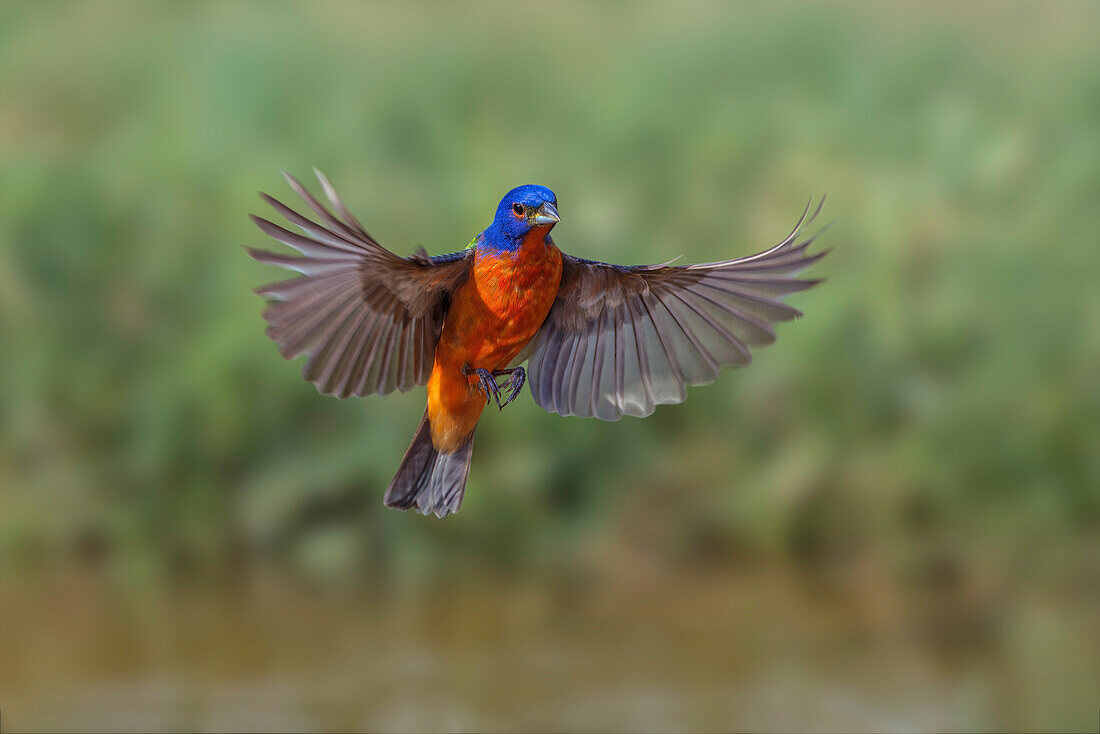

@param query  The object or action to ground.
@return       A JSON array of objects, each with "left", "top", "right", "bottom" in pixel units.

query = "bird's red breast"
[{"left": 427, "top": 225, "right": 563, "bottom": 451}]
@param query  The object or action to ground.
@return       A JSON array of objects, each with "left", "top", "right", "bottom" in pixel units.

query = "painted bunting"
[{"left": 249, "top": 171, "right": 828, "bottom": 517}]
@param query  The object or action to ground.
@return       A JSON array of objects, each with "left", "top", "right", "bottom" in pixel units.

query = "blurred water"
[{"left": 3, "top": 565, "right": 1097, "bottom": 731}]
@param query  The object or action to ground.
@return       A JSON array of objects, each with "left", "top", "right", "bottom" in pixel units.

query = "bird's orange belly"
[{"left": 427, "top": 237, "right": 562, "bottom": 451}]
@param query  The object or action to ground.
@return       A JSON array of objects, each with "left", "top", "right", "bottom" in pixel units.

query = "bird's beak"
[{"left": 532, "top": 202, "right": 560, "bottom": 226}]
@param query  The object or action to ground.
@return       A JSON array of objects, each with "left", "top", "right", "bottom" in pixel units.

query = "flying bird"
[{"left": 248, "top": 171, "right": 828, "bottom": 518}]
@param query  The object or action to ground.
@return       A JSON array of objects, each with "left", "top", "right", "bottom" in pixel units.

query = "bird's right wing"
[
  {"left": 525, "top": 198, "right": 829, "bottom": 420},
  {"left": 248, "top": 170, "right": 472, "bottom": 398}
]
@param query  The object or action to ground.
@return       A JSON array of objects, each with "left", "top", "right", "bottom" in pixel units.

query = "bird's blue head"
[{"left": 482, "top": 184, "right": 559, "bottom": 251}]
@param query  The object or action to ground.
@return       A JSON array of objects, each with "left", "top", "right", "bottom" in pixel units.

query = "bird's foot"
[
  {"left": 463, "top": 365, "right": 501, "bottom": 406},
  {"left": 491, "top": 367, "right": 526, "bottom": 410}
]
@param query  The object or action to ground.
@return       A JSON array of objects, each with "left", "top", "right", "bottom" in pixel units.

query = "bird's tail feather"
[{"left": 384, "top": 410, "right": 475, "bottom": 518}]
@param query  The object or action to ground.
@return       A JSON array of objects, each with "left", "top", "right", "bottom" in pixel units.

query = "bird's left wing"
[
  {"left": 526, "top": 198, "right": 829, "bottom": 420},
  {"left": 248, "top": 171, "right": 472, "bottom": 398}
]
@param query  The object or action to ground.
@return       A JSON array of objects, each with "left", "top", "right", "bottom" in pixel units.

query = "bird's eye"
[{"left": 512, "top": 203, "right": 524, "bottom": 217}]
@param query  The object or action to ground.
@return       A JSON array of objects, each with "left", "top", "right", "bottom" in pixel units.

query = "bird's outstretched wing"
[
  {"left": 248, "top": 170, "right": 472, "bottom": 398},
  {"left": 526, "top": 198, "right": 830, "bottom": 420}
]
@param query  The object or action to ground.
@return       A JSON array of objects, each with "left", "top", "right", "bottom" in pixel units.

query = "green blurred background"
[{"left": 1, "top": 1, "right": 1098, "bottom": 731}]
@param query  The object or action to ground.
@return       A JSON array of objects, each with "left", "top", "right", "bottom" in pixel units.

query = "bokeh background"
[{"left": 2, "top": 1, "right": 1098, "bottom": 731}]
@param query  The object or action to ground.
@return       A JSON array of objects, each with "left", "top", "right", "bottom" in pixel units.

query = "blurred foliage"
[{"left": 1, "top": 2, "right": 1099, "bottom": 729}]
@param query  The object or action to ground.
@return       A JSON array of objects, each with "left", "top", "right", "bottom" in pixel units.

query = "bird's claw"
[
  {"left": 495, "top": 367, "right": 525, "bottom": 410},
  {"left": 464, "top": 366, "right": 501, "bottom": 406},
  {"left": 462, "top": 365, "right": 526, "bottom": 410}
]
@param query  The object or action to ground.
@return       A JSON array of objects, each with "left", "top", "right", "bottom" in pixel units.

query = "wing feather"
[
  {"left": 248, "top": 171, "right": 472, "bottom": 397},
  {"left": 525, "top": 197, "right": 829, "bottom": 420},
  {"left": 328, "top": 306, "right": 373, "bottom": 398}
]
